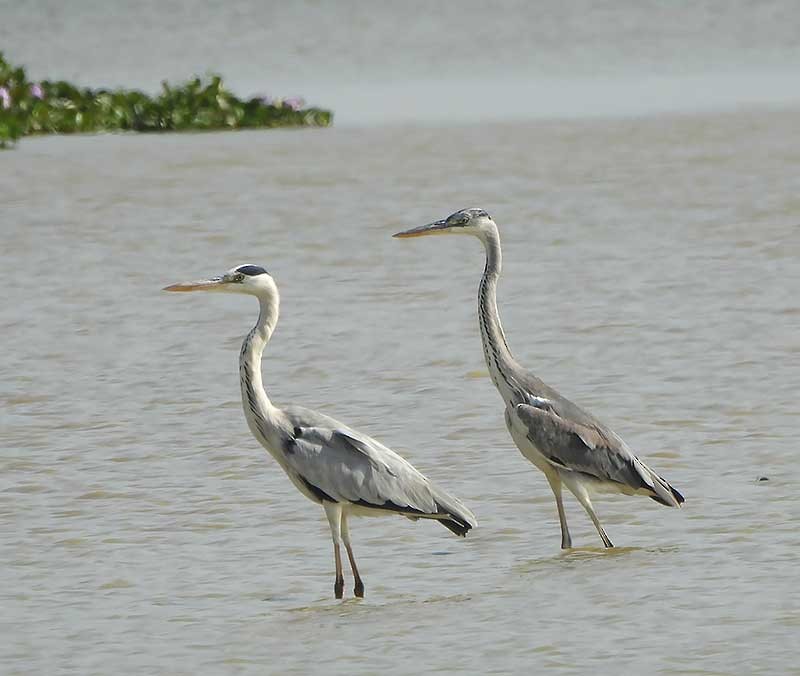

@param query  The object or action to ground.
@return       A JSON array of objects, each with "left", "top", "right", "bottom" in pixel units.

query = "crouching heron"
[{"left": 164, "top": 264, "right": 476, "bottom": 598}]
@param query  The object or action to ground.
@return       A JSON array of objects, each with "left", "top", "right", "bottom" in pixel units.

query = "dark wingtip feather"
[
  {"left": 432, "top": 496, "right": 476, "bottom": 537},
  {"left": 439, "top": 518, "right": 472, "bottom": 537},
  {"left": 648, "top": 483, "right": 685, "bottom": 507}
]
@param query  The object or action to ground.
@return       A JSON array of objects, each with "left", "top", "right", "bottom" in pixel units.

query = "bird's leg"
[
  {"left": 324, "top": 503, "right": 345, "bottom": 598},
  {"left": 547, "top": 473, "right": 572, "bottom": 549},
  {"left": 593, "top": 519, "right": 614, "bottom": 548},
  {"left": 340, "top": 513, "right": 364, "bottom": 598},
  {"left": 571, "top": 487, "right": 614, "bottom": 548},
  {"left": 333, "top": 543, "right": 344, "bottom": 598}
]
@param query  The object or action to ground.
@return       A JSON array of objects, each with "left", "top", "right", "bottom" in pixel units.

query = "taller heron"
[
  {"left": 394, "top": 209, "right": 683, "bottom": 549},
  {"left": 164, "top": 264, "right": 476, "bottom": 598}
]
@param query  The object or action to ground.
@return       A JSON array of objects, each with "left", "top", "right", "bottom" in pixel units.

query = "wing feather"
[
  {"left": 284, "top": 425, "right": 442, "bottom": 515},
  {"left": 514, "top": 403, "right": 654, "bottom": 492}
]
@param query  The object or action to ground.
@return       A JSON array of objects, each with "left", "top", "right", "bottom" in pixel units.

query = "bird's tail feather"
[
  {"left": 431, "top": 487, "right": 477, "bottom": 537},
  {"left": 439, "top": 518, "right": 473, "bottom": 537},
  {"left": 642, "top": 464, "right": 684, "bottom": 507}
]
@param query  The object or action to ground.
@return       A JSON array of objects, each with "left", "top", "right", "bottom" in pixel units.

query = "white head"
[
  {"left": 163, "top": 264, "right": 277, "bottom": 298},
  {"left": 392, "top": 208, "right": 498, "bottom": 241}
]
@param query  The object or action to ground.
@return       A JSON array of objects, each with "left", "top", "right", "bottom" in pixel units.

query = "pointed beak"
[
  {"left": 392, "top": 219, "right": 450, "bottom": 238},
  {"left": 162, "top": 277, "right": 225, "bottom": 292}
]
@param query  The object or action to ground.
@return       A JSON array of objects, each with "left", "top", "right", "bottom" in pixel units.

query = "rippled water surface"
[
  {"left": 3, "top": 3, "right": 800, "bottom": 675},
  {"left": 3, "top": 110, "right": 799, "bottom": 675}
]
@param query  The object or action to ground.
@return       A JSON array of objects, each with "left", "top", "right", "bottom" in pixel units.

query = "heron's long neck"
[
  {"left": 478, "top": 230, "right": 519, "bottom": 403},
  {"left": 240, "top": 293, "right": 279, "bottom": 426}
]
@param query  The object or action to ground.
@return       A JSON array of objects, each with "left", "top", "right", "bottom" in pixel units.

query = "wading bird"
[
  {"left": 164, "top": 265, "right": 476, "bottom": 598},
  {"left": 394, "top": 209, "right": 683, "bottom": 548}
]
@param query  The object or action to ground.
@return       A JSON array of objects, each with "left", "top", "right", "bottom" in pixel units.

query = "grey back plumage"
[
  {"left": 510, "top": 369, "right": 684, "bottom": 506},
  {"left": 281, "top": 406, "right": 477, "bottom": 533}
]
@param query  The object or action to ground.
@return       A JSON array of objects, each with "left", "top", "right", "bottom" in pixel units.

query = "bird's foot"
[
  {"left": 560, "top": 537, "right": 572, "bottom": 550},
  {"left": 354, "top": 580, "right": 365, "bottom": 598},
  {"left": 334, "top": 576, "right": 344, "bottom": 599}
]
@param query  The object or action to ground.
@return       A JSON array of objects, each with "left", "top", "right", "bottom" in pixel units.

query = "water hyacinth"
[
  {"left": 283, "top": 96, "right": 305, "bottom": 111},
  {"left": 0, "top": 52, "right": 332, "bottom": 148}
]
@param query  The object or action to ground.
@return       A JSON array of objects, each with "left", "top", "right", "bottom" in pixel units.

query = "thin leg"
[
  {"left": 569, "top": 483, "right": 614, "bottom": 548},
  {"left": 340, "top": 513, "right": 364, "bottom": 598},
  {"left": 333, "top": 543, "right": 344, "bottom": 598},
  {"left": 324, "top": 503, "right": 345, "bottom": 598},
  {"left": 547, "top": 473, "right": 572, "bottom": 549}
]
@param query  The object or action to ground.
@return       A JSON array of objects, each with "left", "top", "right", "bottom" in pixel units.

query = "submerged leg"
[
  {"left": 568, "top": 482, "right": 614, "bottom": 548},
  {"left": 340, "top": 512, "right": 364, "bottom": 598},
  {"left": 547, "top": 473, "right": 572, "bottom": 549},
  {"left": 324, "top": 502, "right": 345, "bottom": 598}
]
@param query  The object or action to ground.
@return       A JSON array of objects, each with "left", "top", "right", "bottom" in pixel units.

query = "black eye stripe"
[
  {"left": 235, "top": 265, "right": 268, "bottom": 276},
  {"left": 447, "top": 208, "right": 489, "bottom": 225}
]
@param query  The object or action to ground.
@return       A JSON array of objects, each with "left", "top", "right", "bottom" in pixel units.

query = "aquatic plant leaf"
[{"left": 0, "top": 51, "right": 332, "bottom": 148}]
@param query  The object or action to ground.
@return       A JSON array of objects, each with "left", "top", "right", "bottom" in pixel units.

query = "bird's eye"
[{"left": 233, "top": 273, "right": 245, "bottom": 283}]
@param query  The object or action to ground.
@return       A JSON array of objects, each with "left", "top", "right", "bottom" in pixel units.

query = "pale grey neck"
[
  {"left": 477, "top": 229, "right": 519, "bottom": 402},
  {"left": 240, "top": 293, "right": 280, "bottom": 419}
]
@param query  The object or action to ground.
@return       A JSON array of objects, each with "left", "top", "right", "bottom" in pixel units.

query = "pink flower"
[
  {"left": 0, "top": 86, "right": 11, "bottom": 109},
  {"left": 30, "top": 83, "right": 44, "bottom": 99},
  {"left": 283, "top": 96, "right": 305, "bottom": 111}
]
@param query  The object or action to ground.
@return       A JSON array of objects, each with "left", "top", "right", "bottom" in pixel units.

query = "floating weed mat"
[{"left": 0, "top": 52, "right": 332, "bottom": 148}]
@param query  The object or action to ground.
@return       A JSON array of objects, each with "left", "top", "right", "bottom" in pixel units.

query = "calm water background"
[{"left": 2, "top": 2, "right": 799, "bottom": 675}]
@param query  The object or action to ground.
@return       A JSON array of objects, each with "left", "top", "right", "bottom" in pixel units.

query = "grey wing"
[
  {"left": 514, "top": 401, "right": 656, "bottom": 493},
  {"left": 283, "top": 422, "right": 474, "bottom": 523}
]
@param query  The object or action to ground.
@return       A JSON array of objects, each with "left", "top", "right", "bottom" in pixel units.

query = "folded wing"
[
  {"left": 283, "top": 423, "right": 477, "bottom": 532},
  {"left": 515, "top": 401, "right": 655, "bottom": 493}
]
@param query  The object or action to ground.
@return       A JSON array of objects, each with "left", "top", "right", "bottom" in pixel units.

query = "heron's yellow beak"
[
  {"left": 392, "top": 219, "right": 450, "bottom": 238},
  {"left": 163, "top": 277, "right": 225, "bottom": 292}
]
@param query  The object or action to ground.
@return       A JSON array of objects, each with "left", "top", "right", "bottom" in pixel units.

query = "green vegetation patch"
[{"left": 0, "top": 52, "right": 332, "bottom": 148}]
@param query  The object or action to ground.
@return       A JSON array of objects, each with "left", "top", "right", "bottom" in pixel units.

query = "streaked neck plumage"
[
  {"left": 239, "top": 290, "right": 280, "bottom": 443},
  {"left": 477, "top": 227, "right": 521, "bottom": 406}
]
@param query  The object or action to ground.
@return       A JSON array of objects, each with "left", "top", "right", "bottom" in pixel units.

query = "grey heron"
[
  {"left": 394, "top": 209, "right": 683, "bottom": 549},
  {"left": 163, "top": 264, "right": 476, "bottom": 598}
]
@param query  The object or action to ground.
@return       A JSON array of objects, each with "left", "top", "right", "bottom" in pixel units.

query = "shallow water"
[
  {"left": 2, "top": 109, "right": 799, "bottom": 674},
  {"left": 3, "top": 2, "right": 800, "bottom": 673}
]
